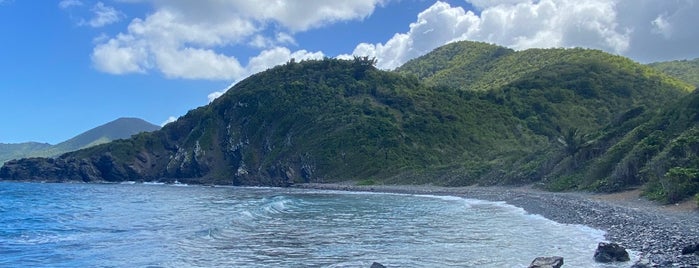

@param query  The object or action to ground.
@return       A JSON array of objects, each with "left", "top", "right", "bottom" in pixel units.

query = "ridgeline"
[
  {"left": 0, "top": 118, "right": 160, "bottom": 164},
  {"left": 1, "top": 41, "right": 696, "bottom": 203}
]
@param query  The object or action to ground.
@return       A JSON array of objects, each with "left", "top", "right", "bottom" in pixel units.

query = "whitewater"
[{"left": 0, "top": 182, "right": 632, "bottom": 267}]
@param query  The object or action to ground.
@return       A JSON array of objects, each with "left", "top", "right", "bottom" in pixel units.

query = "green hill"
[
  {"left": 560, "top": 89, "right": 699, "bottom": 203},
  {"left": 1, "top": 42, "right": 696, "bottom": 203},
  {"left": 0, "top": 118, "right": 160, "bottom": 163},
  {"left": 649, "top": 58, "right": 699, "bottom": 86},
  {"left": 0, "top": 142, "right": 52, "bottom": 164}
]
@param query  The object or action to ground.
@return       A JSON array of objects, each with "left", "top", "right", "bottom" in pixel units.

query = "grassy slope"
[
  {"left": 397, "top": 41, "right": 695, "bottom": 201},
  {"left": 0, "top": 118, "right": 160, "bottom": 164},
  {"left": 0, "top": 142, "right": 52, "bottom": 164}
]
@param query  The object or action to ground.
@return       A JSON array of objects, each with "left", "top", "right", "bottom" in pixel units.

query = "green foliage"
[
  {"left": 545, "top": 174, "right": 582, "bottom": 192},
  {"left": 4, "top": 42, "right": 696, "bottom": 199},
  {"left": 0, "top": 142, "right": 52, "bottom": 164},
  {"left": 645, "top": 167, "right": 699, "bottom": 204},
  {"left": 356, "top": 179, "right": 377, "bottom": 186},
  {"left": 396, "top": 41, "right": 514, "bottom": 89},
  {"left": 649, "top": 58, "right": 699, "bottom": 86},
  {"left": 0, "top": 118, "right": 159, "bottom": 164}
]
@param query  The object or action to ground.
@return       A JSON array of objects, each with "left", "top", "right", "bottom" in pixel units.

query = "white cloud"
[
  {"left": 651, "top": 15, "right": 671, "bottom": 39},
  {"left": 349, "top": 0, "right": 699, "bottom": 69},
  {"left": 276, "top": 32, "right": 297, "bottom": 46},
  {"left": 170, "top": 0, "right": 385, "bottom": 32},
  {"left": 91, "top": 0, "right": 377, "bottom": 81},
  {"left": 161, "top": 116, "right": 177, "bottom": 126},
  {"left": 81, "top": 2, "right": 124, "bottom": 28},
  {"left": 156, "top": 47, "right": 247, "bottom": 80},
  {"left": 206, "top": 47, "right": 325, "bottom": 102},
  {"left": 349, "top": 0, "right": 631, "bottom": 69},
  {"left": 207, "top": 91, "right": 225, "bottom": 103},
  {"left": 247, "top": 47, "right": 324, "bottom": 75},
  {"left": 92, "top": 34, "right": 148, "bottom": 74},
  {"left": 59, "top": 0, "right": 82, "bottom": 9}
]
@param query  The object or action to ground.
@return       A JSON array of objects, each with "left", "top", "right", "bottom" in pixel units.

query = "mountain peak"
[{"left": 0, "top": 118, "right": 160, "bottom": 164}]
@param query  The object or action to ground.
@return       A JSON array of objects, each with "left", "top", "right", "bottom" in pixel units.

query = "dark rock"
[
  {"left": 681, "top": 243, "right": 699, "bottom": 255},
  {"left": 594, "top": 242, "right": 630, "bottom": 262},
  {"left": 528, "top": 256, "right": 564, "bottom": 268},
  {"left": 370, "top": 262, "right": 386, "bottom": 268}
]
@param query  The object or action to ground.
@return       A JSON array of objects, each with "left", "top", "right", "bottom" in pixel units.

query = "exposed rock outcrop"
[
  {"left": 594, "top": 242, "right": 630, "bottom": 262},
  {"left": 528, "top": 256, "right": 564, "bottom": 268},
  {"left": 682, "top": 242, "right": 699, "bottom": 255},
  {"left": 370, "top": 262, "right": 386, "bottom": 268}
]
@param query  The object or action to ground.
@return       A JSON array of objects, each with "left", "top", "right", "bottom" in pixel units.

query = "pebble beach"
[{"left": 297, "top": 183, "right": 699, "bottom": 267}]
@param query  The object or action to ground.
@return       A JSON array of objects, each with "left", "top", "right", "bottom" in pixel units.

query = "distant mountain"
[
  {"left": 648, "top": 58, "right": 699, "bottom": 86},
  {"left": 0, "top": 118, "right": 160, "bottom": 163},
  {"left": 0, "top": 142, "right": 52, "bottom": 164},
  {"left": 1, "top": 42, "right": 696, "bottom": 203}
]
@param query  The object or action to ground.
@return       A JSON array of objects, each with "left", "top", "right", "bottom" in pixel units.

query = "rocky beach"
[{"left": 297, "top": 183, "right": 699, "bottom": 267}]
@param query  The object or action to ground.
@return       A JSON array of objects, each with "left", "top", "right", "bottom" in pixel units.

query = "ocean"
[{"left": 0, "top": 182, "right": 631, "bottom": 267}]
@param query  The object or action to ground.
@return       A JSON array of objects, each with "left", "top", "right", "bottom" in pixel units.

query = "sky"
[{"left": 0, "top": 0, "right": 697, "bottom": 144}]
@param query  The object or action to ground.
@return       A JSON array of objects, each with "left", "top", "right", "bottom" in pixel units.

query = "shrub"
[{"left": 356, "top": 179, "right": 377, "bottom": 186}]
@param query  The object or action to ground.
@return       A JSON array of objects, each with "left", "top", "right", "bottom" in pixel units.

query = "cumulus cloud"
[
  {"left": 91, "top": 0, "right": 379, "bottom": 81},
  {"left": 348, "top": 0, "right": 699, "bottom": 69},
  {"left": 349, "top": 0, "right": 631, "bottom": 69},
  {"left": 81, "top": 2, "right": 124, "bottom": 28},
  {"left": 206, "top": 47, "right": 325, "bottom": 102},
  {"left": 161, "top": 0, "right": 385, "bottom": 32}
]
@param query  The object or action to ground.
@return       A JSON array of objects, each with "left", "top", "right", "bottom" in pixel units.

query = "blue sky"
[{"left": 1, "top": 0, "right": 697, "bottom": 144}]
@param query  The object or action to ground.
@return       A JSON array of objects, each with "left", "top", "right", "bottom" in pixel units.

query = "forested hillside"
[
  {"left": 649, "top": 58, "right": 699, "bottom": 86},
  {"left": 1, "top": 41, "right": 696, "bottom": 203}
]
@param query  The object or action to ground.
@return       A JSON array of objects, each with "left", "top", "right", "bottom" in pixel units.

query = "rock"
[
  {"left": 594, "top": 242, "right": 630, "bottom": 262},
  {"left": 370, "top": 262, "right": 386, "bottom": 268},
  {"left": 681, "top": 243, "right": 699, "bottom": 255},
  {"left": 528, "top": 256, "right": 564, "bottom": 268}
]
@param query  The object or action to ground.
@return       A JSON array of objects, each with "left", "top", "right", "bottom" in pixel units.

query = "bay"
[{"left": 0, "top": 182, "right": 631, "bottom": 267}]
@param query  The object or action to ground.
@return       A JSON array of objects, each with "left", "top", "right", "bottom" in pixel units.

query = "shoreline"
[{"left": 295, "top": 183, "right": 699, "bottom": 267}]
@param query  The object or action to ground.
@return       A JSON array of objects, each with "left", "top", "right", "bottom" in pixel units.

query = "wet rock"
[
  {"left": 594, "top": 242, "right": 630, "bottom": 262},
  {"left": 681, "top": 242, "right": 699, "bottom": 255},
  {"left": 528, "top": 256, "right": 564, "bottom": 268},
  {"left": 370, "top": 262, "right": 386, "bottom": 268}
]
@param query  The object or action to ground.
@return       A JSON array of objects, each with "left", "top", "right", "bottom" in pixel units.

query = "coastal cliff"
[{"left": 2, "top": 41, "right": 697, "bottom": 203}]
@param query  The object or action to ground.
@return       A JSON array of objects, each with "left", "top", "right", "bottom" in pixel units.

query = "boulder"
[
  {"left": 594, "top": 242, "right": 630, "bottom": 262},
  {"left": 528, "top": 256, "right": 564, "bottom": 268},
  {"left": 370, "top": 262, "right": 386, "bottom": 268},
  {"left": 681, "top": 242, "right": 699, "bottom": 255}
]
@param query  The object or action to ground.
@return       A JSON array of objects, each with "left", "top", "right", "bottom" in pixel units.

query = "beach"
[{"left": 296, "top": 183, "right": 699, "bottom": 267}]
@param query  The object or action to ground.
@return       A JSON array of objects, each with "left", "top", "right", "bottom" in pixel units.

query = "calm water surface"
[{"left": 0, "top": 182, "right": 632, "bottom": 267}]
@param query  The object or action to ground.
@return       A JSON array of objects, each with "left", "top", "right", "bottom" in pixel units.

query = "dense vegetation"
[
  {"left": 1, "top": 41, "right": 696, "bottom": 204},
  {"left": 649, "top": 58, "right": 699, "bottom": 86},
  {"left": 0, "top": 142, "right": 51, "bottom": 164},
  {"left": 0, "top": 118, "right": 159, "bottom": 164}
]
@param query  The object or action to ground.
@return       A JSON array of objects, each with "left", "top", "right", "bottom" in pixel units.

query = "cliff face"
[{"left": 1, "top": 43, "right": 695, "bottom": 198}]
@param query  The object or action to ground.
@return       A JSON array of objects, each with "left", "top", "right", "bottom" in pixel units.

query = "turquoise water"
[{"left": 0, "top": 182, "right": 629, "bottom": 267}]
